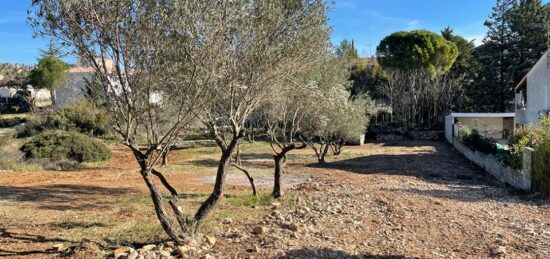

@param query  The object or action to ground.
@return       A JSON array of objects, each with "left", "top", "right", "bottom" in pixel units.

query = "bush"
[
  {"left": 459, "top": 128, "right": 496, "bottom": 155},
  {"left": 508, "top": 127, "right": 534, "bottom": 169},
  {"left": 532, "top": 116, "right": 550, "bottom": 197},
  {"left": 16, "top": 116, "right": 48, "bottom": 138},
  {"left": 47, "top": 102, "right": 109, "bottom": 136},
  {"left": 0, "top": 117, "right": 27, "bottom": 128},
  {"left": 20, "top": 130, "right": 111, "bottom": 163},
  {"left": 15, "top": 101, "right": 109, "bottom": 138}
]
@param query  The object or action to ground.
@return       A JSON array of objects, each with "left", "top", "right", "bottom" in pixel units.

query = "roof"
[
  {"left": 448, "top": 113, "right": 515, "bottom": 118},
  {"left": 515, "top": 48, "right": 550, "bottom": 91},
  {"left": 515, "top": 75, "right": 527, "bottom": 92}
]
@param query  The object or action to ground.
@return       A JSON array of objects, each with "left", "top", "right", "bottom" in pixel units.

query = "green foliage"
[
  {"left": 349, "top": 60, "right": 386, "bottom": 98},
  {"left": 300, "top": 57, "right": 367, "bottom": 142},
  {"left": 16, "top": 116, "right": 47, "bottom": 138},
  {"left": 376, "top": 30, "right": 459, "bottom": 76},
  {"left": 16, "top": 101, "right": 109, "bottom": 138},
  {"left": 0, "top": 117, "right": 27, "bottom": 128},
  {"left": 508, "top": 127, "right": 534, "bottom": 169},
  {"left": 20, "top": 130, "right": 111, "bottom": 163},
  {"left": 335, "top": 39, "right": 358, "bottom": 59},
  {"left": 532, "top": 116, "right": 550, "bottom": 197},
  {"left": 29, "top": 55, "right": 68, "bottom": 91},
  {"left": 459, "top": 128, "right": 497, "bottom": 155},
  {"left": 48, "top": 102, "right": 109, "bottom": 136},
  {"left": 441, "top": 27, "right": 476, "bottom": 78}
]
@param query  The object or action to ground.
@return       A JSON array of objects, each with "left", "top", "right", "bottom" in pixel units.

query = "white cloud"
[
  {"left": 464, "top": 34, "right": 486, "bottom": 46},
  {"left": 364, "top": 11, "right": 422, "bottom": 31}
]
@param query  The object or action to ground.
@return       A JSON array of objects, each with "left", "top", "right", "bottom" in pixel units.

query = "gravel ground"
[
  {"left": 0, "top": 141, "right": 548, "bottom": 258},
  {"left": 208, "top": 141, "right": 550, "bottom": 259}
]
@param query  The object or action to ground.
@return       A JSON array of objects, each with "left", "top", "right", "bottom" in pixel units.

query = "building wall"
[
  {"left": 519, "top": 50, "right": 550, "bottom": 126},
  {"left": 55, "top": 72, "right": 93, "bottom": 108}
]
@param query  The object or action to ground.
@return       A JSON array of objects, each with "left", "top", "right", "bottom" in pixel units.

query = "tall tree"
[
  {"left": 441, "top": 27, "right": 476, "bottom": 78},
  {"left": 509, "top": 0, "right": 550, "bottom": 82},
  {"left": 464, "top": 0, "right": 549, "bottom": 112},
  {"left": 377, "top": 30, "right": 458, "bottom": 76},
  {"left": 336, "top": 39, "right": 359, "bottom": 59},
  {"left": 28, "top": 54, "right": 69, "bottom": 105}
]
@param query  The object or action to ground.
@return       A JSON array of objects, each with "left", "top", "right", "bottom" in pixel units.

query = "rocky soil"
[{"left": 1, "top": 141, "right": 548, "bottom": 258}]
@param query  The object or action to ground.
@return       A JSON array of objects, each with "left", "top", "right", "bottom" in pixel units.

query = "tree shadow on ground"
[
  {"left": 277, "top": 248, "right": 418, "bottom": 259},
  {"left": 310, "top": 141, "right": 482, "bottom": 181},
  {"left": 308, "top": 141, "right": 541, "bottom": 203},
  {"left": 0, "top": 228, "right": 65, "bottom": 257},
  {"left": 0, "top": 184, "right": 138, "bottom": 210},
  {"left": 188, "top": 157, "right": 274, "bottom": 170}
]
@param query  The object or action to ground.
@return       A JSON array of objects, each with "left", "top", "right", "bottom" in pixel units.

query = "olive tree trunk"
[{"left": 272, "top": 143, "right": 306, "bottom": 198}]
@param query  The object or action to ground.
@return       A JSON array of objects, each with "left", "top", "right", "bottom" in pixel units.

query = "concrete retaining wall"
[{"left": 452, "top": 138, "right": 532, "bottom": 191}]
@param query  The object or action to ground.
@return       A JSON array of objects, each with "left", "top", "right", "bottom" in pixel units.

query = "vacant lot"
[{"left": 0, "top": 140, "right": 548, "bottom": 258}]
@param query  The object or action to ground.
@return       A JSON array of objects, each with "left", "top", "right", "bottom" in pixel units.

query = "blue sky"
[{"left": 0, "top": 0, "right": 541, "bottom": 64}]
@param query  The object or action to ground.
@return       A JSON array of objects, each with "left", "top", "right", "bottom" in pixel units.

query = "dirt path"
[
  {"left": 0, "top": 141, "right": 548, "bottom": 258},
  {"left": 211, "top": 141, "right": 550, "bottom": 258}
]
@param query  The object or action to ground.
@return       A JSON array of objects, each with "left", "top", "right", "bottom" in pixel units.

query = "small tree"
[
  {"left": 335, "top": 39, "right": 359, "bottom": 59},
  {"left": 263, "top": 76, "right": 317, "bottom": 198},
  {"left": 29, "top": 54, "right": 69, "bottom": 105},
  {"left": 299, "top": 57, "right": 368, "bottom": 164}
]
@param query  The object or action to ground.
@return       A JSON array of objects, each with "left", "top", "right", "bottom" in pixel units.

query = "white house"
[{"left": 515, "top": 49, "right": 550, "bottom": 127}]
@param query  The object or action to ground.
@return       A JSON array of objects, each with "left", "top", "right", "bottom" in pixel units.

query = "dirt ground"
[{"left": 0, "top": 140, "right": 548, "bottom": 258}]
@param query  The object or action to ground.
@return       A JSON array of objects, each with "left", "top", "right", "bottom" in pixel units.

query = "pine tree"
[
  {"left": 509, "top": 0, "right": 550, "bottom": 83},
  {"left": 463, "top": 0, "right": 550, "bottom": 112},
  {"left": 463, "top": 0, "right": 516, "bottom": 112}
]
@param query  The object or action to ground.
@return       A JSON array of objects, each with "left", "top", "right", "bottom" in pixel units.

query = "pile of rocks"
[{"left": 112, "top": 235, "right": 217, "bottom": 259}]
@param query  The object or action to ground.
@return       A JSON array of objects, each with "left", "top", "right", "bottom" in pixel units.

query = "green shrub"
[
  {"left": 20, "top": 130, "right": 111, "bottom": 163},
  {"left": 508, "top": 127, "right": 534, "bottom": 169},
  {"left": 0, "top": 117, "right": 27, "bottom": 128},
  {"left": 458, "top": 127, "right": 496, "bottom": 155},
  {"left": 15, "top": 101, "right": 109, "bottom": 138},
  {"left": 16, "top": 116, "right": 48, "bottom": 138},
  {"left": 47, "top": 102, "right": 109, "bottom": 136},
  {"left": 532, "top": 116, "right": 550, "bottom": 197}
]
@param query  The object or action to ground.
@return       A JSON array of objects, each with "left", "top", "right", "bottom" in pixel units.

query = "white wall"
[{"left": 520, "top": 50, "right": 550, "bottom": 125}]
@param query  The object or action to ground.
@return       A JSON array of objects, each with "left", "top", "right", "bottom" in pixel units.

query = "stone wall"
[
  {"left": 406, "top": 130, "right": 442, "bottom": 140},
  {"left": 453, "top": 138, "right": 532, "bottom": 192}
]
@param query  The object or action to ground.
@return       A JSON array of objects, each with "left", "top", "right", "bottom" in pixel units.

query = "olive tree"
[
  {"left": 30, "top": 0, "right": 241, "bottom": 242},
  {"left": 299, "top": 58, "right": 369, "bottom": 164},
  {"left": 30, "top": 0, "right": 330, "bottom": 242},
  {"left": 263, "top": 77, "right": 316, "bottom": 198},
  {"left": 194, "top": 0, "right": 330, "bottom": 219}
]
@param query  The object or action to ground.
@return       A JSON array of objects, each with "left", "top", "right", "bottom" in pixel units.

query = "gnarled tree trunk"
[{"left": 272, "top": 143, "right": 306, "bottom": 198}]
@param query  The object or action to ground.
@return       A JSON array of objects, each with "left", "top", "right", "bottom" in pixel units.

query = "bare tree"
[
  {"left": 30, "top": 0, "right": 331, "bottom": 242},
  {"left": 380, "top": 69, "right": 462, "bottom": 130}
]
